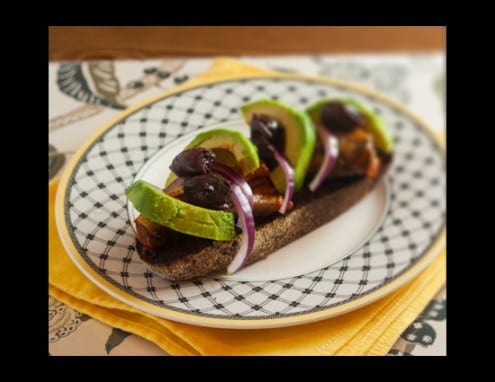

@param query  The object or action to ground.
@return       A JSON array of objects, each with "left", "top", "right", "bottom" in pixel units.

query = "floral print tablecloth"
[{"left": 49, "top": 54, "right": 445, "bottom": 356}]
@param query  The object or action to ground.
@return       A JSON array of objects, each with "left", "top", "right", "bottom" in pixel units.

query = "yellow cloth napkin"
[{"left": 49, "top": 58, "right": 446, "bottom": 355}]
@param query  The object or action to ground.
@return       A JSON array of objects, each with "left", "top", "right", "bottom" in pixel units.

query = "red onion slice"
[
  {"left": 211, "top": 162, "right": 256, "bottom": 274},
  {"left": 268, "top": 145, "right": 295, "bottom": 214},
  {"left": 309, "top": 125, "right": 339, "bottom": 192},
  {"left": 212, "top": 162, "right": 254, "bottom": 208},
  {"left": 226, "top": 182, "right": 256, "bottom": 274}
]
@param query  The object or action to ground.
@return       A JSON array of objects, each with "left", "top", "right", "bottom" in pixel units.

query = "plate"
[{"left": 55, "top": 74, "right": 446, "bottom": 329}]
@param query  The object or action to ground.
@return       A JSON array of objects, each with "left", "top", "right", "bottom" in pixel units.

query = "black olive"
[
  {"left": 320, "top": 101, "right": 365, "bottom": 133},
  {"left": 183, "top": 173, "right": 232, "bottom": 209},
  {"left": 250, "top": 113, "right": 285, "bottom": 169},
  {"left": 170, "top": 148, "right": 215, "bottom": 177}
]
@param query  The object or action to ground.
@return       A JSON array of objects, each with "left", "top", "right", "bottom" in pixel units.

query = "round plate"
[{"left": 55, "top": 73, "right": 446, "bottom": 329}]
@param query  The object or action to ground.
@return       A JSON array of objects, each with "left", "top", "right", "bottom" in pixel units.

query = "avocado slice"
[
  {"left": 306, "top": 98, "right": 394, "bottom": 154},
  {"left": 127, "top": 180, "right": 235, "bottom": 241},
  {"left": 240, "top": 99, "right": 316, "bottom": 193},
  {"left": 185, "top": 128, "right": 259, "bottom": 175}
]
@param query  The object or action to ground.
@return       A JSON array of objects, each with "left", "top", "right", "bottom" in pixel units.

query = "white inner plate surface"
[{"left": 128, "top": 121, "right": 389, "bottom": 281}]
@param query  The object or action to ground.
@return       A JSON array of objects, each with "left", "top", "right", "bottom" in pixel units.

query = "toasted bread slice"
[{"left": 136, "top": 157, "right": 391, "bottom": 280}]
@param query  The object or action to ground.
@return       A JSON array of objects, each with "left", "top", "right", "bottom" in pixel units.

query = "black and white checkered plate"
[{"left": 55, "top": 75, "right": 445, "bottom": 328}]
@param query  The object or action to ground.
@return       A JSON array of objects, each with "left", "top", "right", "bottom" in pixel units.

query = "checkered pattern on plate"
[{"left": 64, "top": 78, "right": 445, "bottom": 319}]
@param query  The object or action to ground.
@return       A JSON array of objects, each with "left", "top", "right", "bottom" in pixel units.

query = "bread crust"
[{"left": 136, "top": 159, "right": 390, "bottom": 280}]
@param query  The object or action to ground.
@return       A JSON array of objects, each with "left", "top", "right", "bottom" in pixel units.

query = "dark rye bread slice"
[{"left": 136, "top": 157, "right": 391, "bottom": 280}]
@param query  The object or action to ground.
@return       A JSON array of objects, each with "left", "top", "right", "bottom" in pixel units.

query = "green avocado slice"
[
  {"left": 240, "top": 99, "right": 316, "bottom": 193},
  {"left": 126, "top": 180, "right": 235, "bottom": 241},
  {"left": 306, "top": 97, "right": 394, "bottom": 154},
  {"left": 166, "top": 128, "right": 260, "bottom": 187},
  {"left": 184, "top": 128, "right": 259, "bottom": 174}
]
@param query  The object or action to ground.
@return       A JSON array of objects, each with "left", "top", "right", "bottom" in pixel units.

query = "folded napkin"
[{"left": 49, "top": 58, "right": 446, "bottom": 356}]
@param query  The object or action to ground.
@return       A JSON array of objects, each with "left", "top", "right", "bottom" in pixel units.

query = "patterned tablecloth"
[{"left": 49, "top": 54, "right": 446, "bottom": 356}]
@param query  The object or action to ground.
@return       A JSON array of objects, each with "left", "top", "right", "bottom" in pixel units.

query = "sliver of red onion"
[
  {"left": 268, "top": 145, "right": 295, "bottom": 214},
  {"left": 212, "top": 162, "right": 254, "bottom": 208},
  {"left": 309, "top": 125, "right": 339, "bottom": 192},
  {"left": 226, "top": 181, "right": 256, "bottom": 274}
]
